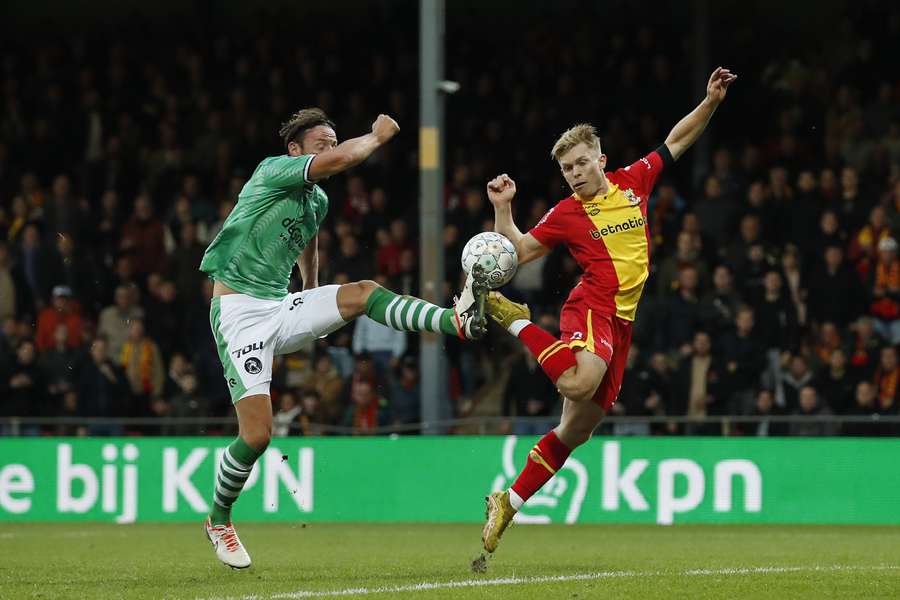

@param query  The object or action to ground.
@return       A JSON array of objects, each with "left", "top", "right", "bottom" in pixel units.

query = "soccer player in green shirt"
[{"left": 199, "top": 108, "right": 488, "bottom": 568}]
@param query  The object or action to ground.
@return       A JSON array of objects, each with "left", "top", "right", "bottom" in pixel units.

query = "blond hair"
[{"left": 550, "top": 123, "right": 601, "bottom": 161}]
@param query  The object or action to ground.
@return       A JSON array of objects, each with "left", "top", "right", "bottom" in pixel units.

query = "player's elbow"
[{"left": 309, "top": 150, "right": 357, "bottom": 180}]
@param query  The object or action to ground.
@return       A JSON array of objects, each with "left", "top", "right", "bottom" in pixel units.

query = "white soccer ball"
[{"left": 461, "top": 232, "right": 518, "bottom": 289}]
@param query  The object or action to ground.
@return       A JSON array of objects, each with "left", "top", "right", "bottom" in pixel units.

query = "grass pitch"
[{"left": 1, "top": 522, "right": 898, "bottom": 599}]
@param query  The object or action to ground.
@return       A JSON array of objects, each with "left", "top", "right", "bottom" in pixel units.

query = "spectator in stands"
[
  {"left": 169, "top": 221, "right": 207, "bottom": 301},
  {"left": 789, "top": 385, "right": 838, "bottom": 437},
  {"left": 807, "top": 245, "right": 860, "bottom": 327},
  {"left": 661, "top": 265, "right": 703, "bottom": 352},
  {"left": 18, "top": 224, "right": 54, "bottom": 307},
  {"left": 673, "top": 331, "right": 724, "bottom": 434},
  {"left": 312, "top": 353, "right": 346, "bottom": 425},
  {"left": 656, "top": 231, "right": 710, "bottom": 298},
  {"left": 748, "top": 388, "right": 786, "bottom": 436},
  {"left": 3, "top": 340, "right": 46, "bottom": 433},
  {"left": 694, "top": 175, "right": 738, "bottom": 249},
  {"left": 699, "top": 264, "right": 741, "bottom": 336},
  {"left": 720, "top": 306, "right": 766, "bottom": 413},
  {"left": 47, "top": 234, "right": 98, "bottom": 313},
  {"left": 753, "top": 270, "right": 799, "bottom": 356},
  {"left": 35, "top": 285, "right": 82, "bottom": 351},
  {"left": 144, "top": 279, "right": 181, "bottom": 360},
  {"left": 843, "top": 381, "right": 887, "bottom": 436},
  {"left": 782, "top": 354, "right": 814, "bottom": 414},
  {"left": 351, "top": 313, "right": 407, "bottom": 383},
  {"left": 0, "top": 242, "right": 20, "bottom": 321},
  {"left": 342, "top": 379, "right": 389, "bottom": 433},
  {"left": 273, "top": 390, "right": 302, "bottom": 437},
  {"left": 165, "top": 368, "right": 207, "bottom": 436},
  {"left": 76, "top": 338, "right": 129, "bottom": 436},
  {"left": 39, "top": 324, "right": 78, "bottom": 413},
  {"left": 297, "top": 388, "right": 328, "bottom": 436},
  {"left": 872, "top": 346, "right": 900, "bottom": 413},
  {"left": 848, "top": 316, "right": 882, "bottom": 379},
  {"left": 867, "top": 237, "right": 900, "bottom": 345},
  {"left": 390, "top": 357, "right": 422, "bottom": 427},
  {"left": 98, "top": 284, "right": 145, "bottom": 360},
  {"left": 814, "top": 348, "right": 856, "bottom": 414},
  {"left": 119, "top": 319, "right": 165, "bottom": 411},
  {"left": 120, "top": 193, "right": 166, "bottom": 277}
]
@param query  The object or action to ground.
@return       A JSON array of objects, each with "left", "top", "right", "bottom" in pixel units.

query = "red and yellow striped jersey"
[{"left": 529, "top": 147, "right": 670, "bottom": 321}]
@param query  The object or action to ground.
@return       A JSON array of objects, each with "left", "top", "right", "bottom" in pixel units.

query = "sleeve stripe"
[
  {"left": 304, "top": 155, "right": 316, "bottom": 183},
  {"left": 655, "top": 144, "right": 675, "bottom": 168}
]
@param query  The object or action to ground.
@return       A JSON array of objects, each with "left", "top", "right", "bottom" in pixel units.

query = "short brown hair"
[
  {"left": 551, "top": 123, "right": 601, "bottom": 161},
  {"left": 278, "top": 108, "right": 336, "bottom": 150}
]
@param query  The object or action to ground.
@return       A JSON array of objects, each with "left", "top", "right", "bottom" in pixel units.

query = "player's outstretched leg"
[{"left": 354, "top": 264, "right": 489, "bottom": 339}]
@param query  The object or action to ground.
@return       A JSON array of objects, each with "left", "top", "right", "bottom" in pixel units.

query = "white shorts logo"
[{"left": 571, "top": 332, "right": 583, "bottom": 340}]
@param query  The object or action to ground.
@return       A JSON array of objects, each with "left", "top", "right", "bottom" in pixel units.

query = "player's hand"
[
  {"left": 706, "top": 67, "right": 737, "bottom": 104},
  {"left": 372, "top": 114, "right": 400, "bottom": 143},
  {"left": 487, "top": 174, "right": 516, "bottom": 207}
]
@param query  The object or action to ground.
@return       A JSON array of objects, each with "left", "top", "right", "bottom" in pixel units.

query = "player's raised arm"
[
  {"left": 663, "top": 67, "right": 737, "bottom": 161},
  {"left": 306, "top": 114, "right": 399, "bottom": 181},
  {"left": 487, "top": 174, "right": 550, "bottom": 266}
]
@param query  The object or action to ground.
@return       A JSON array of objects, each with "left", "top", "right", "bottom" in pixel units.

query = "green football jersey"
[{"left": 199, "top": 154, "right": 329, "bottom": 300}]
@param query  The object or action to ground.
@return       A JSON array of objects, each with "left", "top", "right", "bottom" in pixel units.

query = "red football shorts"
[{"left": 559, "top": 301, "right": 633, "bottom": 410}]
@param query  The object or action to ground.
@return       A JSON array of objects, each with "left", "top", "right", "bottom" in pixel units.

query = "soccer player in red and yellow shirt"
[{"left": 481, "top": 67, "right": 737, "bottom": 553}]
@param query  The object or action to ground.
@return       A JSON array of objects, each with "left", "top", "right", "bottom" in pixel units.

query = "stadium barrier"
[
  {"left": 1, "top": 436, "right": 898, "bottom": 525},
  {"left": 1, "top": 414, "right": 899, "bottom": 436}
]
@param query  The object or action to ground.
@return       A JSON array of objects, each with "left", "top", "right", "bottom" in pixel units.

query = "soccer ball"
[{"left": 461, "top": 232, "right": 518, "bottom": 289}]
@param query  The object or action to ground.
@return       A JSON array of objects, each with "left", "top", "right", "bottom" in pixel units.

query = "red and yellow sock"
[
  {"left": 509, "top": 430, "right": 572, "bottom": 508},
  {"left": 516, "top": 323, "right": 577, "bottom": 383}
]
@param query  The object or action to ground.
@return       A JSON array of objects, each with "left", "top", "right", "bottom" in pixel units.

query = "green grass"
[{"left": 1, "top": 523, "right": 899, "bottom": 599}]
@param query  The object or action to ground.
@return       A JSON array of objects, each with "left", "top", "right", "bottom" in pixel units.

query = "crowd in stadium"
[{"left": 1, "top": 3, "right": 899, "bottom": 436}]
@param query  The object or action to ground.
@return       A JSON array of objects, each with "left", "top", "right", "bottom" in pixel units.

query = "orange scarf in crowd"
[
  {"left": 121, "top": 340, "right": 154, "bottom": 394},
  {"left": 870, "top": 261, "right": 900, "bottom": 320},
  {"left": 873, "top": 367, "right": 899, "bottom": 411}
]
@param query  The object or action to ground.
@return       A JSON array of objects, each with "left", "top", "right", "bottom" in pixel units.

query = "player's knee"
[
  {"left": 241, "top": 425, "right": 271, "bottom": 452},
  {"left": 339, "top": 280, "right": 380, "bottom": 315}
]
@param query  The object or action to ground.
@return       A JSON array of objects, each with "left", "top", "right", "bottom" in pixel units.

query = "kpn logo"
[
  {"left": 492, "top": 437, "right": 762, "bottom": 525},
  {"left": 0, "top": 443, "right": 314, "bottom": 522}
]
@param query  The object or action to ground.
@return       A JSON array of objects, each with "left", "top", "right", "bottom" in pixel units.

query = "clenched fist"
[
  {"left": 487, "top": 174, "right": 517, "bottom": 207},
  {"left": 372, "top": 114, "right": 400, "bottom": 143}
]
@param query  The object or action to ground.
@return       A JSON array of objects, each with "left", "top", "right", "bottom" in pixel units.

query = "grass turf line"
[{"left": 0, "top": 523, "right": 898, "bottom": 599}]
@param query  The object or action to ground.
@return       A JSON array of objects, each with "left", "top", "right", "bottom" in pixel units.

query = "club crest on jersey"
[{"left": 624, "top": 188, "right": 641, "bottom": 206}]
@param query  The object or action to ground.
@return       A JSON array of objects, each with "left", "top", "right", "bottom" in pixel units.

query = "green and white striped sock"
[
  {"left": 209, "top": 437, "right": 262, "bottom": 526},
  {"left": 364, "top": 287, "right": 457, "bottom": 336}
]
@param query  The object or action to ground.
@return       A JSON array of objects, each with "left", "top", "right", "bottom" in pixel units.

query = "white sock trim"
[
  {"left": 508, "top": 488, "right": 525, "bottom": 511},
  {"left": 508, "top": 319, "right": 531, "bottom": 337}
]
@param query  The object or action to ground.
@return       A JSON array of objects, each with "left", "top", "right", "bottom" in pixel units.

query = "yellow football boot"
[
  {"left": 482, "top": 490, "right": 517, "bottom": 553},
  {"left": 485, "top": 292, "right": 530, "bottom": 330}
]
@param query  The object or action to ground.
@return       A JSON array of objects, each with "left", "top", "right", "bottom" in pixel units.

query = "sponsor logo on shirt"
[
  {"left": 279, "top": 217, "right": 306, "bottom": 248},
  {"left": 589, "top": 216, "right": 646, "bottom": 239}
]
